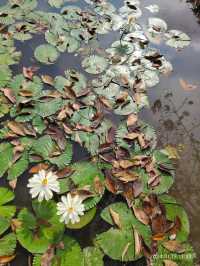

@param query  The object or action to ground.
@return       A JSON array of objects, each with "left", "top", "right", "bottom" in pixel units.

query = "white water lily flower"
[
  {"left": 57, "top": 194, "right": 85, "bottom": 224},
  {"left": 28, "top": 170, "right": 60, "bottom": 202},
  {"left": 145, "top": 5, "right": 159, "bottom": 13}
]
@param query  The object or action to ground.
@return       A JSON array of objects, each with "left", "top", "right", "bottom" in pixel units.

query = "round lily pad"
[
  {"left": 34, "top": 44, "right": 59, "bottom": 64},
  {"left": 82, "top": 55, "right": 108, "bottom": 74},
  {"left": 66, "top": 207, "right": 96, "bottom": 229},
  {"left": 16, "top": 200, "right": 65, "bottom": 253}
]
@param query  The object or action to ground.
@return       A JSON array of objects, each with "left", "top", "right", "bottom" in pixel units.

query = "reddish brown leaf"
[
  {"left": 1, "top": 88, "right": 16, "bottom": 103},
  {"left": 162, "top": 240, "right": 186, "bottom": 254},
  {"left": 0, "top": 255, "right": 16, "bottom": 264},
  {"left": 23, "top": 66, "right": 38, "bottom": 80},
  {"left": 29, "top": 163, "right": 49, "bottom": 174},
  {"left": 114, "top": 170, "right": 138, "bottom": 183},
  {"left": 41, "top": 246, "right": 55, "bottom": 266},
  {"left": 132, "top": 206, "right": 150, "bottom": 225},
  {"left": 56, "top": 167, "right": 74, "bottom": 178},
  {"left": 94, "top": 176, "right": 104, "bottom": 195},
  {"left": 7, "top": 121, "right": 26, "bottom": 136},
  {"left": 164, "top": 260, "right": 178, "bottom": 266}
]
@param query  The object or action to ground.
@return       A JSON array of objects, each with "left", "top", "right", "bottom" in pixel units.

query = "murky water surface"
[{"left": 1, "top": 0, "right": 200, "bottom": 265}]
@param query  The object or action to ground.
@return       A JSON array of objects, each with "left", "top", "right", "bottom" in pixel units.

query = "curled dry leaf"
[
  {"left": 41, "top": 245, "right": 55, "bottom": 266},
  {"left": 127, "top": 114, "right": 138, "bottom": 127},
  {"left": 121, "top": 242, "right": 131, "bottom": 261},
  {"left": 0, "top": 255, "right": 16, "bottom": 264},
  {"left": 94, "top": 176, "right": 104, "bottom": 195},
  {"left": 164, "top": 260, "right": 178, "bottom": 266},
  {"left": 11, "top": 219, "right": 22, "bottom": 232},
  {"left": 162, "top": 240, "right": 186, "bottom": 254},
  {"left": 41, "top": 75, "right": 54, "bottom": 86},
  {"left": 1, "top": 88, "right": 16, "bottom": 103},
  {"left": 109, "top": 207, "right": 122, "bottom": 229},
  {"left": 133, "top": 228, "right": 142, "bottom": 256},
  {"left": 29, "top": 163, "right": 49, "bottom": 174},
  {"left": 9, "top": 179, "right": 17, "bottom": 190},
  {"left": 113, "top": 160, "right": 135, "bottom": 169},
  {"left": 23, "top": 66, "right": 38, "bottom": 80},
  {"left": 132, "top": 206, "right": 150, "bottom": 225}
]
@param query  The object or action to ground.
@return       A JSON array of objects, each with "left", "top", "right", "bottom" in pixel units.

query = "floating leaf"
[
  {"left": 66, "top": 207, "right": 96, "bottom": 229},
  {"left": 34, "top": 44, "right": 59, "bottom": 64},
  {"left": 0, "top": 233, "right": 17, "bottom": 257},
  {"left": 16, "top": 200, "right": 65, "bottom": 253},
  {"left": 82, "top": 55, "right": 108, "bottom": 74}
]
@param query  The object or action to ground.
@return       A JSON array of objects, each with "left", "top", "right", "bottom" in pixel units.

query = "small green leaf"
[
  {"left": 34, "top": 44, "right": 59, "bottom": 64},
  {"left": 66, "top": 207, "right": 96, "bottom": 229}
]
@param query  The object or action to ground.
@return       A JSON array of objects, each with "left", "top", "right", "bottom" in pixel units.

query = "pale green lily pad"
[
  {"left": 34, "top": 44, "right": 59, "bottom": 64},
  {"left": 82, "top": 55, "right": 108, "bottom": 74},
  {"left": 66, "top": 207, "right": 96, "bottom": 229},
  {"left": 165, "top": 30, "right": 191, "bottom": 49}
]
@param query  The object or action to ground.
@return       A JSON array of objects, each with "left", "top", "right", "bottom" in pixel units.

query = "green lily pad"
[
  {"left": 0, "top": 188, "right": 16, "bottom": 235},
  {"left": 16, "top": 200, "right": 65, "bottom": 253},
  {"left": 83, "top": 246, "right": 104, "bottom": 266},
  {"left": 0, "top": 233, "right": 17, "bottom": 257},
  {"left": 159, "top": 195, "right": 190, "bottom": 242},
  {"left": 69, "top": 161, "right": 105, "bottom": 210},
  {"left": 66, "top": 207, "right": 96, "bottom": 229},
  {"left": 34, "top": 44, "right": 59, "bottom": 64},
  {"left": 82, "top": 55, "right": 108, "bottom": 74}
]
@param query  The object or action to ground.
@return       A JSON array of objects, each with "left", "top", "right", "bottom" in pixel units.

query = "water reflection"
[
  {"left": 0, "top": 0, "right": 200, "bottom": 264},
  {"left": 140, "top": 0, "right": 200, "bottom": 257}
]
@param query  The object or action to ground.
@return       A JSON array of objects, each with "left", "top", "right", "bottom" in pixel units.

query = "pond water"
[{"left": 0, "top": 0, "right": 200, "bottom": 265}]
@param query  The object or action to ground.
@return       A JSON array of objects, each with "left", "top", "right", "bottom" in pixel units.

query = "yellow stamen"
[
  {"left": 67, "top": 207, "right": 74, "bottom": 213},
  {"left": 42, "top": 178, "right": 48, "bottom": 186}
]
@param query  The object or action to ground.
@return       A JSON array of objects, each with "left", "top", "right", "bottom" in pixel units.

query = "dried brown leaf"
[
  {"left": 132, "top": 206, "right": 150, "bottom": 225},
  {"left": 109, "top": 208, "right": 122, "bottom": 229},
  {"left": 162, "top": 240, "right": 186, "bottom": 254}
]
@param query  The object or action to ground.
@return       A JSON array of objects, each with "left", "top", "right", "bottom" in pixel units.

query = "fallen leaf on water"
[
  {"left": 0, "top": 255, "right": 16, "bottom": 264},
  {"left": 94, "top": 176, "right": 104, "bottom": 195},
  {"left": 132, "top": 206, "right": 150, "bottom": 225},
  {"left": 162, "top": 240, "right": 186, "bottom": 254},
  {"left": 9, "top": 179, "right": 17, "bottom": 190},
  {"left": 23, "top": 66, "right": 38, "bottom": 80},
  {"left": 127, "top": 114, "right": 138, "bottom": 127},
  {"left": 109, "top": 207, "right": 122, "bottom": 229},
  {"left": 41, "top": 75, "right": 54, "bottom": 86},
  {"left": 7, "top": 121, "right": 26, "bottom": 136},
  {"left": 179, "top": 79, "right": 198, "bottom": 91},
  {"left": 133, "top": 228, "right": 142, "bottom": 256},
  {"left": 41, "top": 245, "right": 55, "bottom": 266},
  {"left": 11, "top": 219, "right": 22, "bottom": 231},
  {"left": 29, "top": 163, "right": 49, "bottom": 174},
  {"left": 164, "top": 260, "right": 178, "bottom": 266},
  {"left": 121, "top": 242, "right": 131, "bottom": 261},
  {"left": 1, "top": 88, "right": 16, "bottom": 103},
  {"left": 165, "top": 145, "right": 180, "bottom": 159}
]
